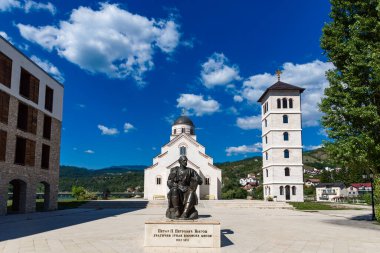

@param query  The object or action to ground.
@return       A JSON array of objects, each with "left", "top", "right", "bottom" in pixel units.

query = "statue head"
[{"left": 179, "top": 155, "right": 188, "bottom": 167}]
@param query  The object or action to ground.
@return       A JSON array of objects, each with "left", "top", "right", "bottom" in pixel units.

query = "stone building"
[
  {"left": 258, "top": 76, "right": 304, "bottom": 202},
  {"left": 144, "top": 115, "right": 222, "bottom": 200},
  {"left": 0, "top": 36, "right": 64, "bottom": 215}
]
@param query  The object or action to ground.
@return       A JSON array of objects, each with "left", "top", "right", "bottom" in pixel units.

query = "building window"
[
  {"left": 41, "top": 144, "right": 50, "bottom": 169},
  {"left": 180, "top": 146, "right": 186, "bottom": 156},
  {"left": 156, "top": 177, "right": 162, "bottom": 185},
  {"left": 282, "top": 98, "right": 288, "bottom": 108},
  {"left": 265, "top": 102, "right": 268, "bottom": 113},
  {"left": 17, "top": 102, "right": 37, "bottom": 134},
  {"left": 43, "top": 115, "right": 52, "bottom": 140},
  {"left": 285, "top": 167, "right": 290, "bottom": 176},
  {"left": 45, "top": 86, "right": 54, "bottom": 112},
  {"left": 262, "top": 104, "right": 265, "bottom": 114},
  {"left": 0, "top": 130, "right": 6, "bottom": 161},
  {"left": 283, "top": 132, "right": 289, "bottom": 141},
  {"left": 265, "top": 135, "right": 268, "bottom": 144},
  {"left": 283, "top": 115, "right": 288, "bottom": 124},
  {"left": 264, "top": 119, "right": 267, "bottom": 127},
  {"left": 0, "top": 51, "right": 12, "bottom": 88},
  {"left": 181, "top": 128, "right": 185, "bottom": 133},
  {"left": 266, "top": 169, "right": 268, "bottom": 177},
  {"left": 280, "top": 186, "right": 284, "bottom": 195},
  {"left": 289, "top": 99, "right": 293, "bottom": 108},
  {"left": 284, "top": 149, "right": 289, "bottom": 158},
  {"left": 292, "top": 186, "right": 296, "bottom": 195},
  {"left": 14, "top": 136, "right": 35, "bottom": 166},
  {"left": 20, "top": 68, "right": 40, "bottom": 104},
  {"left": 173, "top": 129, "right": 176, "bottom": 134},
  {"left": 205, "top": 178, "right": 210, "bottom": 185},
  {"left": 265, "top": 152, "right": 268, "bottom": 160},
  {"left": 190, "top": 128, "right": 194, "bottom": 135},
  {"left": 277, "top": 98, "right": 281, "bottom": 108},
  {"left": 0, "top": 90, "right": 10, "bottom": 124}
]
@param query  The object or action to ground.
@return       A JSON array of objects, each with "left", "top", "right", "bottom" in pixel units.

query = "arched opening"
[
  {"left": 266, "top": 169, "right": 268, "bottom": 177},
  {"left": 292, "top": 186, "right": 296, "bottom": 195},
  {"left": 289, "top": 99, "right": 293, "bottom": 108},
  {"left": 283, "top": 115, "right": 288, "bottom": 123},
  {"left": 284, "top": 149, "right": 289, "bottom": 158},
  {"left": 180, "top": 146, "right": 187, "bottom": 156},
  {"left": 283, "top": 132, "right": 289, "bottom": 141},
  {"left": 280, "top": 186, "right": 284, "bottom": 195},
  {"left": 8, "top": 179, "right": 27, "bottom": 214},
  {"left": 205, "top": 177, "right": 210, "bottom": 185},
  {"left": 285, "top": 167, "right": 290, "bottom": 176},
  {"left": 156, "top": 176, "right": 162, "bottom": 185},
  {"left": 277, "top": 98, "right": 281, "bottom": 108},
  {"left": 285, "top": 185, "right": 290, "bottom": 200},
  {"left": 282, "top": 98, "right": 288, "bottom": 108},
  {"left": 173, "top": 129, "right": 176, "bottom": 134},
  {"left": 181, "top": 128, "right": 185, "bottom": 133},
  {"left": 264, "top": 119, "right": 267, "bottom": 127},
  {"left": 36, "top": 181, "right": 50, "bottom": 212},
  {"left": 265, "top": 152, "right": 268, "bottom": 160}
]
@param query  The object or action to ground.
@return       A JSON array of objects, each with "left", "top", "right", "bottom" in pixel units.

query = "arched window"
[
  {"left": 180, "top": 146, "right": 187, "bottom": 156},
  {"left": 265, "top": 136, "right": 268, "bottom": 144},
  {"left": 285, "top": 167, "right": 290, "bottom": 176},
  {"left": 266, "top": 169, "right": 268, "bottom": 177},
  {"left": 173, "top": 129, "right": 176, "bottom": 134},
  {"left": 282, "top": 98, "right": 288, "bottom": 108},
  {"left": 277, "top": 99, "right": 281, "bottom": 108},
  {"left": 265, "top": 152, "right": 268, "bottom": 160},
  {"left": 262, "top": 105, "right": 265, "bottom": 114},
  {"left": 284, "top": 149, "right": 289, "bottom": 158},
  {"left": 268, "top": 187, "right": 271, "bottom": 195},
  {"left": 283, "top": 132, "right": 289, "bottom": 141},
  {"left": 283, "top": 115, "right": 288, "bottom": 123},
  {"left": 289, "top": 99, "right": 293, "bottom": 108},
  {"left": 205, "top": 177, "right": 210, "bottom": 185},
  {"left": 280, "top": 186, "right": 284, "bottom": 195},
  {"left": 264, "top": 119, "right": 267, "bottom": 127},
  {"left": 292, "top": 186, "right": 296, "bottom": 195},
  {"left": 181, "top": 128, "right": 185, "bottom": 133},
  {"left": 190, "top": 128, "right": 194, "bottom": 135},
  {"left": 156, "top": 176, "right": 162, "bottom": 185}
]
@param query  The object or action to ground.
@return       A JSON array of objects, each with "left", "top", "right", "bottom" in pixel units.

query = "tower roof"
[
  {"left": 257, "top": 81, "right": 305, "bottom": 103},
  {"left": 173, "top": 115, "right": 195, "bottom": 127}
]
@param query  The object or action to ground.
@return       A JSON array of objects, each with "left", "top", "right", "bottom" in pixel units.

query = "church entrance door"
[{"left": 285, "top": 185, "right": 290, "bottom": 200}]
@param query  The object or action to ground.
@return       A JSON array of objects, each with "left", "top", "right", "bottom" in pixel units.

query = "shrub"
[
  {"left": 266, "top": 196, "right": 273, "bottom": 201},
  {"left": 72, "top": 186, "right": 98, "bottom": 200},
  {"left": 221, "top": 188, "right": 247, "bottom": 199}
]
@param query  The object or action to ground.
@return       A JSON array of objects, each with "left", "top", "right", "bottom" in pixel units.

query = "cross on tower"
[{"left": 276, "top": 70, "right": 282, "bottom": 81}]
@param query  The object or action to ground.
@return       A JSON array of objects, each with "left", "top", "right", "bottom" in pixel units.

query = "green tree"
[{"left": 320, "top": 0, "right": 380, "bottom": 174}]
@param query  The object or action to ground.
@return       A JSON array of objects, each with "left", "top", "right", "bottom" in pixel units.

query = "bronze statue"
[{"left": 166, "top": 155, "right": 203, "bottom": 219}]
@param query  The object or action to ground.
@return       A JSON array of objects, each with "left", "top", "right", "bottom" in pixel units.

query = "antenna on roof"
[{"left": 276, "top": 69, "right": 282, "bottom": 81}]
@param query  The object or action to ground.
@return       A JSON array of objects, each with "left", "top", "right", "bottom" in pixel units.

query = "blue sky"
[{"left": 0, "top": 0, "right": 332, "bottom": 169}]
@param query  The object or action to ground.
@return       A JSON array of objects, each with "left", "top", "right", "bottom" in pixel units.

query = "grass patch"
[
  {"left": 290, "top": 202, "right": 349, "bottom": 210},
  {"left": 58, "top": 200, "right": 88, "bottom": 210}
]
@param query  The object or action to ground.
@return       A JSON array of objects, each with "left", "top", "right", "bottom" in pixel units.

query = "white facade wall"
[
  {"left": 144, "top": 129, "right": 221, "bottom": 201},
  {"left": 0, "top": 38, "right": 63, "bottom": 121},
  {"left": 261, "top": 88, "right": 304, "bottom": 202}
]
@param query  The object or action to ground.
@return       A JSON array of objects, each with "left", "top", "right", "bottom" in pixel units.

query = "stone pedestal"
[{"left": 144, "top": 219, "right": 221, "bottom": 248}]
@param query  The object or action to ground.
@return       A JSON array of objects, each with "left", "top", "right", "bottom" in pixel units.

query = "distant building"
[
  {"left": 258, "top": 75, "right": 305, "bottom": 202},
  {"left": 305, "top": 178, "right": 320, "bottom": 187},
  {"left": 0, "top": 36, "right": 64, "bottom": 215},
  {"left": 315, "top": 183, "right": 347, "bottom": 202},
  {"left": 350, "top": 183, "right": 372, "bottom": 195},
  {"left": 144, "top": 115, "right": 222, "bottom": 200},
  {"left": 239, "top": 174, "right": 259, "bottom": 190}
]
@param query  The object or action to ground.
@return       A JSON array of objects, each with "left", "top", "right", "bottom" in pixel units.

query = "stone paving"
[{"left": 0, "top": 200, "right": 379, "bottom": 253}]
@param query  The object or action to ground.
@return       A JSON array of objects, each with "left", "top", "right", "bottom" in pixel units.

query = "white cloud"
[
  {"left": 0, "top": 31, "right": 13, "bottom": 42},
  {"left": 17, "top": 3, "right": 180, "bottom": 84},
  {"left": 226, "top": 142, "right": 262, "bottom": 156},
  {"left": 304, "top": 144, "right": 322, "bottom": 150},
  {"left": 200, "top": 53, "right": 241, "bottom": 88},
  {"left": 24, "top": 0, "right": 55, "bottom": 14},
  {"left": 233, "top": 95, "right": 243, "bottom": 102},
  {"left": 236, "top": 115, "right": 261, "bottom": 130},
  {"left": 124, "top": 122, "right": 135, "bottom": 133},
  {"left": 0, "top": 0, "right": 55, "bottom": 14},
  {"left": 239, "top": 60, "right": 334, "bottom": 127},
  {"left": 98, "top": 124, "right": 119, "bottom": 135},
  {"left": 84, "top": 149, "right": 94, "bottom": 154},
  {"left": 0, "top": 0, "right": 20, "bottom": 11},
  {"left": 30, "top": 55, "right": 64, "bottom": 83},
  {"left": 177, "top": 94, "right": 220, "bottom": 116}
]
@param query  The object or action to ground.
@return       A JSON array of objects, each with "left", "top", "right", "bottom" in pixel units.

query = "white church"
[
  {"left": 258, "top": 74, "right": 305, "bottom": 202},
  {"left": 144, "top": 115, "right": 222, "bottom": 200}
]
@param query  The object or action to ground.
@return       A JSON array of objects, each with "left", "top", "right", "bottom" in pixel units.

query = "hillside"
[{"left": 59, "top": 148, "right": 331, "bottom": 193}]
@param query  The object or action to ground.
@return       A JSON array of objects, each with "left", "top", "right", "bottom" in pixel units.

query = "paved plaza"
[{"left": 0, "top": 200, "right": 379, "bottom": 253}]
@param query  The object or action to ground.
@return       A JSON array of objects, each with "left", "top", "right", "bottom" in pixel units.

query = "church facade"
[
  {"left": 258, "top": 78, "right": 305, "bottom": 202},
  {"left": 144, "top": 116, "right": 222, "bottom": 200}
]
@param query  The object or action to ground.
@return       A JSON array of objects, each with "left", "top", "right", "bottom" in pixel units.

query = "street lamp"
[{"left": 362, "top": 173, "right": 375, "bottom": 221}]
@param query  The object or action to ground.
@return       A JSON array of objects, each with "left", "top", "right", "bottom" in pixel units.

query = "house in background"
[
  {"left": 315, "top": 183, "right": 347, "bottom": 202},
  {"left": 305, "top": 178, "right": 320, "bottom": 187},
  {"left": 350, "top": 183, "right": 372, "bottom": 195}
]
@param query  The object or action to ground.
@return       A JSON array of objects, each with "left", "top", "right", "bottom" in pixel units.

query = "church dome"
[{"left": 173, "top": 116, "right": 195, "bottom": 127}]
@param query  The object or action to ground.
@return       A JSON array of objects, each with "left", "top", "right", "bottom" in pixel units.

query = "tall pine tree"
[{"left": 320, "top": 0, "right": 380, "bottom": 174}]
